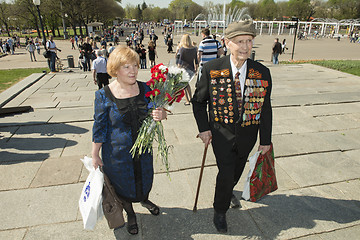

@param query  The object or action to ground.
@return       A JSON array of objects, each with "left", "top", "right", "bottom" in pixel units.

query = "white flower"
[
  {"left": 159, "top": 65, "right": 168, "bottom": 73},
  {"left": 181, "top": 69, "right": 190, "bottom": 82},
  {"left": 168, "top": 66, "right": 183, "bottom": 75}
]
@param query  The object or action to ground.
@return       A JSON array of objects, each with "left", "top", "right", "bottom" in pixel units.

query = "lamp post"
[
  {"left": 60, "top": 1, "right": 68, "bottom": 39},
  {"left": 33, "top": 0, "right": 47, "bottom": 49},
  {"left": 290, "top": 17, "right": 299, "bottom": 61}
]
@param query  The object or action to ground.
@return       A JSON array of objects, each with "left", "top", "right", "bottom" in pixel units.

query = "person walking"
[
  {"left": 92, "top": 46, "right": 167, "bottom": 235},
  {"left": 70, "top": 37, "right": 76, "bottom": 50},
  {"left": 74, "top": 35, "right": 78, "bottom": 48},
  {"left": 91, "top": 50, "right": 110, "bottom": 90},
  {"left": 26, "top": 41, "right": 37, "bottom": 62},
  {"left": 139, "top": 44, "right": 147, "bottom": 69},
  {"left": 35, "top": 41, "right": 41, "bottom": 55},
  {"left": 108, "top": 43, "right": 115, "bottom": 56},
  {"left": 272, "top": 38, "right": 282, "bottom": 64},
  {"left": 46, "top": 36, "right": 60, "bottom": 73},
  {"left": 148, "top": 40, "right": 157, "bottom": 68},
  {"left": 80, "top": 37, "right": 93, "bottom": 72},
  {"left": 178, "top": 34, "right": 198, "bottom": 105},
  {"left": 281, "top": 39, "right": 288, "bottom": 54},
  {"left": 167, "top": 36, "right": 173, "bottom": 53},
  {"left": 7, "top": 37, "right": 14, "bottom": 55},
  {"left": 192, "top": 20, "right": 273, "bottom": 233}
]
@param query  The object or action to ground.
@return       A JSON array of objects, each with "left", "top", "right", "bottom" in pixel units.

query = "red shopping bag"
[{"left": 242, "top": 143, "right": 277, "bottom": 202}]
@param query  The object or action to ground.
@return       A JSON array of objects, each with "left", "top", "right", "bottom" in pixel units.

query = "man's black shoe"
[
  {"left": 230, "top": 194, "right": 241, "bottom": 208},
  {"left": 213, "top": 211, "right": 227, "bottom": 233}
]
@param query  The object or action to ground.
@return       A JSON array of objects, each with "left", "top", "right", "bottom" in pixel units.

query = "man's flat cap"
[{"left": 225, "top": 20, "right": 256, "bottom": 38}]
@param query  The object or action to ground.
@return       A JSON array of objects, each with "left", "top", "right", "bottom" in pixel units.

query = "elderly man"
[
  {"left": 92, "top": 50, "right": 110, "bottom": 89},
  {"left": 192, "top": 20, "right": 273, "bottom": 233}
]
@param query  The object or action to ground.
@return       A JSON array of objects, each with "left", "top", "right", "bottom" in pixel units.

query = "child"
[{"left": 35, "top": 41, "right": 40, "bottom": 54}]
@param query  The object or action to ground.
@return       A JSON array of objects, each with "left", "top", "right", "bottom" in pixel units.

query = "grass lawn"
[
  {"left": 0, "top": 68, "right": 48, "bottom": 93},
  {"left": 1, "top": 28, "right": 87, "bottom": 40},
  {"left": 281, "top": 60, "right": 360, "bottom": 77}
]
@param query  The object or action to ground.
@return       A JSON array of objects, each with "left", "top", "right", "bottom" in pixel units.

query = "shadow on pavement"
[
  {"left": 112, "top": 194, "right": 360, "bottom": 239},
  {"left": 0, "top": 122, "right": 89, "bottom": 164}
]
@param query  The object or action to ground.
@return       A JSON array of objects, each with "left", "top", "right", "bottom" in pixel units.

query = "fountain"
[{"left": 193, "top": 6, "right": 252, "bottom": 35}]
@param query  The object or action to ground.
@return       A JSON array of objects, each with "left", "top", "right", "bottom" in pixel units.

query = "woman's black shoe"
[
  {"left": 127, "top": 214, "right": 138, "bottom": 235},
  {"left": 141, "top": 200, "right": 160, "bottom": 216}
]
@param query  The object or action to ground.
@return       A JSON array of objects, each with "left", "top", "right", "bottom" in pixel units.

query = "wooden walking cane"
[{"left": 193, "top": 137, "right": 211, "bottom": 212}]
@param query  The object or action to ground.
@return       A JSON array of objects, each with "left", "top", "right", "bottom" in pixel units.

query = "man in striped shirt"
[
  {"left": 198, "top": 28, "right": 224, "bottom": 66},
  {"left": 197, "top": 28, "right": 224, "bottom": 82}
]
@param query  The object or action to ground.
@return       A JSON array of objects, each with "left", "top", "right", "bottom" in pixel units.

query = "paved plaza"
[{"left": 0, "top": 28, "right": 360, "bottom": 239}]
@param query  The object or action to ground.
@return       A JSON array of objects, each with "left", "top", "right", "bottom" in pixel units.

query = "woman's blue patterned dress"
[{"left": 92, "top": 81, "right": 153, "bottom": 202}]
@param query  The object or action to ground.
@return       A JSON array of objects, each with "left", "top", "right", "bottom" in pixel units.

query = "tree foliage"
[{"left": 1, "top": 0, "right": 359, "bottom": 37}]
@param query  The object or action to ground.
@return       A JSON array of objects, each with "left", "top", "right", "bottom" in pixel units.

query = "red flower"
[
  {"left": 146, "top": 79, "right": 155, "bottom": 88},
  {"left": 165, "top": 93, "right": 173, "bottom": 102},
  {"left": 153, "top": 88, "right": 160, "bottom": 96},
  {"left": 175, "top": 90, "right": 185, "bottom": 103},
  {"left": 158, "top": 73, "right": 166, "bottom": 82},
  {"left": 145, "top": 90, "right": 154, "bottom": 98}
]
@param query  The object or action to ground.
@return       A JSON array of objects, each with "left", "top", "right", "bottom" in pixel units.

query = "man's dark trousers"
[{"left": 96, "top": 73, "right": 109, "bottom": 89}]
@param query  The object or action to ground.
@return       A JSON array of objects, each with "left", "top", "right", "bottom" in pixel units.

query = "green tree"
[
  {"left": 255, "top": 0, "right": 277, "bottom": 20},
  {"left": 229, "top": 0, "right": 245, "bottom": 10},
  {"left": 0, "top": 1, "right": 12, "bottom": 37},
  {"left": 169, "top": 0, "right": 203, "bottom": 20},
  {"left": 328, "top": 0, "right": 359, "bottom": 19},
  {"left": 13, "top": 0, "right": 44, "bottom": 38},
  {"left": 288, "top": 0, "right": 315, "bottom": 20}
]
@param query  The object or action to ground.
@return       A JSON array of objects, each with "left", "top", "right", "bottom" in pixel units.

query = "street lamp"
[
  {"left": 290, "top": 17, "right": 299, "bottom": 61},
  {"left": 33, "top": 0, "right": 47, "bottom": 49}
]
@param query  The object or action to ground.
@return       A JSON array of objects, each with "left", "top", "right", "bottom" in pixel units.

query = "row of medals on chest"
[{"left": 212, "top": 80, "right": 266, "bottom": 106}]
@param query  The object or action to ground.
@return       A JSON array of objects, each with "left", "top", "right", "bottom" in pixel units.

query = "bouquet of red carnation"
[{"left": 130, "top": 63, "right": 191, "bottom": 173}]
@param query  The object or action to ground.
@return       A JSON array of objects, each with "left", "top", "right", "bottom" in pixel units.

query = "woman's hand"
[
  {"left": 92, "top": 155, "right": 103, "bottom": 169},
  {"left": 197, "top": 130, "right": 212, "bottom": 146},
  {"left": 152, "top": 108, "right": 167, "bottom": 121}
]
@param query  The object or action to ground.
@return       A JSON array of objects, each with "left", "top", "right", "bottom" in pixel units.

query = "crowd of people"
[{"left": 0, "top": 35, "right": 21, "bottom": 55}]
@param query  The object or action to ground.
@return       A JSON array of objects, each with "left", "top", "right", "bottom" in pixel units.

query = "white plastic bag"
[
  {"left": 242, "top": 151, "right": 261, "bottom": 201},
  {"left": 79, "top": 156, "right": 104, "bottom": 230}
]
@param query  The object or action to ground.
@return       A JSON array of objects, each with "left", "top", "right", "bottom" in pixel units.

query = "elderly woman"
[{"left": 92, "top": 46, "right": 167, "bottom": 235}]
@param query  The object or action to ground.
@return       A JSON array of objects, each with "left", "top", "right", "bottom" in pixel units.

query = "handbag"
[
  {"left": 242, "top": 143, "right": 277, "bottom": 202},
  {"left": 101, "top": 168, "right": 125, "bottom": 229},
  {"left": 43, "top": 50, "right": 51, "bottom": 58}
]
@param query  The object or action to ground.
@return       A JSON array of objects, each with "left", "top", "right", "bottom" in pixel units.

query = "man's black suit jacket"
[{"left": 192, "top": 56, "right": 272, "bottom": 162}]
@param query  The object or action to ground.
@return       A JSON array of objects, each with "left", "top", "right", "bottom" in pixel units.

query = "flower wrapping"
[
  {"left": 130, "top": 63, "right": 192, "bottom": 173},
  {"left": 242, "top": 143, "right": 277, "bottom": 202}
]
